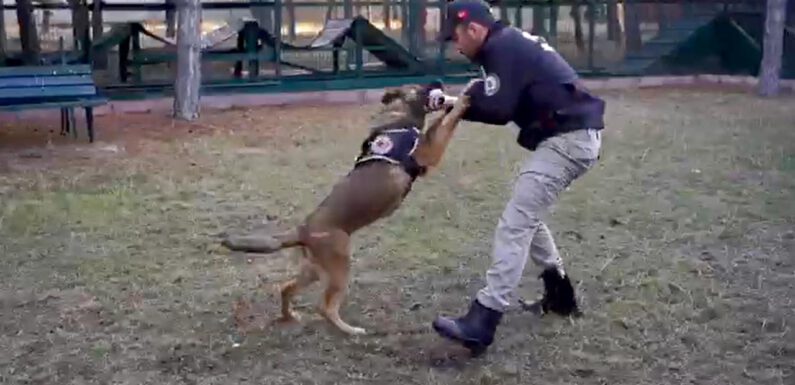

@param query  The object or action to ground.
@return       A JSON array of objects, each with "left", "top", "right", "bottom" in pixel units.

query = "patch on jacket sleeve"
[{"left": 484, "top": 73, "right": 500, "bottom": 96}]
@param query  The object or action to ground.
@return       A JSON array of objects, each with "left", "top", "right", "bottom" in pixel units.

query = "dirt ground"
[{"left": 1, "top": 87, "right": 793, "bottom": 385}]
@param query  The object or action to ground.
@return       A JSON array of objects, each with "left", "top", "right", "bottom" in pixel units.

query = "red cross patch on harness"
[{"left": 370, "top": 134, "right": 394, "bottom": 155}]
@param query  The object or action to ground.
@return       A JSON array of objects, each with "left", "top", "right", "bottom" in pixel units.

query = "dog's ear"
[{"left": 381, "top": 88, "right": 405, "bottom": 105}]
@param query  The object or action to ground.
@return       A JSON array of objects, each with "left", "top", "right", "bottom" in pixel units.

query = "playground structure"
[{"left": 0, "top": 0, "right": 793, "bottom": 99}]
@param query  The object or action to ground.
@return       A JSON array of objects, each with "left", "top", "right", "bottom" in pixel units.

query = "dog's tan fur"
[{"left": 222, "top": 84, "right": 470, "bottom": 335}]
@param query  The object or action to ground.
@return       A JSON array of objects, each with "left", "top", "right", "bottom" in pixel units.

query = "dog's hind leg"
[
  {"left": 315, "top": 232, "right": 365, "bottom": 335},
  {"left": 277, "top": 249, "right": 320, "bottom": 323}
]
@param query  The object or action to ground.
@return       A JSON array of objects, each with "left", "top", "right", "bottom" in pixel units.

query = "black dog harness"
[{"left": 354, "top": 125, "right": 426, "bottom": 180}]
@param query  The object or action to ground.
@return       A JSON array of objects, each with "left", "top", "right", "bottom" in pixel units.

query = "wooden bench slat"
[
  {"left": 0, "top": 65, "right": 93, "bottom": 78},
  {"left": 0, "top": 75, "right": 95, "bottom": 88},
  {"left": 0, "top": 97, "right": 108, "bottom": 111},
  {"left": 0, "top": 85, "right": 98, "bottom": 100}
]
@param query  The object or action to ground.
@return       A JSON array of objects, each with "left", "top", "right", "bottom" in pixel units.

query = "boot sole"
[{"left": 432, "top": 321, "right": 488, "bottom": 357}]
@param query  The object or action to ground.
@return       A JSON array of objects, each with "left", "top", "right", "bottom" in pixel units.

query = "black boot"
[
  {"left": 524, "top": 268, "right": 581, "bottom": 316},
  {"left": 432, "top": 299, "right": 503, "bottom": 357}
]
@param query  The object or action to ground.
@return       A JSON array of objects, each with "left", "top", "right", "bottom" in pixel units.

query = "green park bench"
[{"left": 0, "top": 64, "right": 108, "bottom": 143}]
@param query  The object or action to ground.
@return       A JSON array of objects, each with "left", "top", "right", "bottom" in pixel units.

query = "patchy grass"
[{"left": 1, "top": 88, "right": 793, "bottom": 385}]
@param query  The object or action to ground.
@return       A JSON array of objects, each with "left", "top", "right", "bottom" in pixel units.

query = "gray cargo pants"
[{"left": 476, "top": 128, "right": 602, "bottom": 313}]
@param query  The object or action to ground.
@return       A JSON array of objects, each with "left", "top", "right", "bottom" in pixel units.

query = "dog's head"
[{"left": 377, "top": 81, "right": 445, "bottom": 128}]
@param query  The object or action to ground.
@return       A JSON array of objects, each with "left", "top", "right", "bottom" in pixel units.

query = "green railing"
[{"left": 0, "top": 0, "right": 790, "bottom": 97}]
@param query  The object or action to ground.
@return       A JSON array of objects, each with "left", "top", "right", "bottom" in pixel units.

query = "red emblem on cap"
[{"left": 457, "top": 10, "right": 468, "bottom": 19}]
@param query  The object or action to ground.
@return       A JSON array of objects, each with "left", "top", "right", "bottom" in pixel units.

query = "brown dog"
[{"left": 222, "top": 83, "right": 470, "bottom": 336}]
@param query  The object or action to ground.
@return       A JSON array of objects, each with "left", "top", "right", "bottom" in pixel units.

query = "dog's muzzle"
[{"left": 426, "top": 88, "right": 459, "bottom": 112}]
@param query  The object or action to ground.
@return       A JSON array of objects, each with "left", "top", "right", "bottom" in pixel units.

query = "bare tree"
[
  {"left": 68, "top": 0, "right": 90, "bottom": 60},
  {"left": 606, "top": 0, "right": 621, "bottom": 42},
  {"left": 758, "top": 0, "right": 789, "bottom": 97},
  {"left": 624, "top": 0, "right": 642, "bottom": 52},
  {"left": 0, "top": 5, "right": 7, "bottom": 62},
  {"left": 92, "top": 0, "right": 107, "bottom": 68},
  {"left": 173, "top": 0, "right": 202, "bottom": 121},
  {"left": 532, "top": 5, "right": 547, "bottom": 36},
  {"left": 571, "top": 3, "right": 585, "bottom": 52},
  {"left": 16, "top": 0, "right": 40, "bottom": 64},
  {"left": 166, "top": 0, "right": 176, "bottom": 38},
  {"left": 251, "top": 0, "right": 273, "bottom": 32}
]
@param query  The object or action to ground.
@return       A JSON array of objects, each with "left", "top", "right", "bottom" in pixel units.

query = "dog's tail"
[{"left": 221, "top": 227, "right": 304, "bottom": 254}]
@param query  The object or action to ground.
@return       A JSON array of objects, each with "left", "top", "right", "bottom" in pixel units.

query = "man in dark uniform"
[{"left": 427, "top": 0, "right": 606, "bottom": 356}]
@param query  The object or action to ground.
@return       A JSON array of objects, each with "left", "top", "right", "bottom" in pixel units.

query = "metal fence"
[{"left": 0, "top": 0, "right": 790, "bottom": 95}]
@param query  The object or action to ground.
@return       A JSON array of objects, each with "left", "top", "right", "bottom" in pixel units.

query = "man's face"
[{"left": 451, "top": 23, "right": 486, "bottom": 60}]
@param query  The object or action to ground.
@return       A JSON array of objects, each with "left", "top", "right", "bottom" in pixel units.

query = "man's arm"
[{"left": 461, "top": 46, "right": 524, "bottom": 125}]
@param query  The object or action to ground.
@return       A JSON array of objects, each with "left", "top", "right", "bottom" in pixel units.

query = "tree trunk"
[
  {"left": 624, "top": 1, "right": 643, "bottom": 52},
  {"left": 286, "top": 0, "right": 296, "bottom": 40},
  {"left": 166, "top": 0, "right": 176, "bottom": 38},
  {"left": 758, "top": 0, "right": 788, "bottom": 97},
  {"left": 532, "top": 5, "right": 547, "bottom": 36},
  {"left": 16, "top": 0, "right": 40, "bottom": 64},
  {"left": 92, "top": 0, "right": 107, "bottom": 68},
  {"left": 42, "top": 10, "right": 51, "bottom": 35},
  {"left": 68, "top": 0, "right": 91, "bottom": 61},
  {"left": 251, "top": 0, "right": 273, "bottom": 32},
  {"left": 606, "top": 0, "right": 621, "bottom": 41},
  {"left": 571, "top": 3, "right": 585, "bottom": 52},
  {"left": 173, "top": 0, "right": 202, "bottom": 121},
  {"left": 0, "top": 6, "right": 7, "bottom": 62},
  {"left": 383, "top": 0, "right": 391, "bottom": 30}
]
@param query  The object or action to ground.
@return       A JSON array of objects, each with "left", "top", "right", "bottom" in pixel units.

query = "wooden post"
[
  {"left": 174, "top": 0, "right": 203, "bottom": 121},
  {"left": 758, "top": 0, "right": 789, "bottom": 97},
  {"left": 16, "top": 0, "right": 40, "bottom": 64}
]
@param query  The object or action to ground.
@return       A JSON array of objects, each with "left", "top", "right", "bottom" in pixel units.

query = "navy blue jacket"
[{"left": 462, "top": 21, "right": 606, "bottom": 150}]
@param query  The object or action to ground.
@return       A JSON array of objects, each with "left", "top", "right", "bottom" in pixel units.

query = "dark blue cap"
[{"left": 437, "top": 0, "right": 497, "bottom": 42}]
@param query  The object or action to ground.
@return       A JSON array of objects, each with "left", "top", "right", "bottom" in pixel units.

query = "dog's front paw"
[
  {"left": 275, "top": 310, "right": 302, "bottom": 324},
  {"left": 451, "top": 95, "right": 471, "bottom": 114},
  {"left": 457, "top": 95, "right": 471, "bottom": 108}
]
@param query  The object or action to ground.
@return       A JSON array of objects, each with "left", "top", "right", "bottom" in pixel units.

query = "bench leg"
[
  {"left": 68, "top": 108, "right": 77, "bottom": 139},
  {"left": 60, "top": 108, "right": 68, "bottom": 136},
  {"left": 85, "top": 107, "right": 95, "bottom": 143}
]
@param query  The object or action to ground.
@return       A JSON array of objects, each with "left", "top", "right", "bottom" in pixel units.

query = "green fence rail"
[{"left": 0, "top": 0, "right": 792, "bottom": 98}]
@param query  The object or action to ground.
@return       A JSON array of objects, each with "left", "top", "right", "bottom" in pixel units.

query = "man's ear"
[{"left": 381, "top": 88, "right": 404, "bottom": 105}]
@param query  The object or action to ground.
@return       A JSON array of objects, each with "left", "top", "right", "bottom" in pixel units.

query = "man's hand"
[
  {"left": 460, "top": 78, "right": 483, "bottom": 97},
  {"left": 424, "top": 78, "right": 482, "bottom": 112}
]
